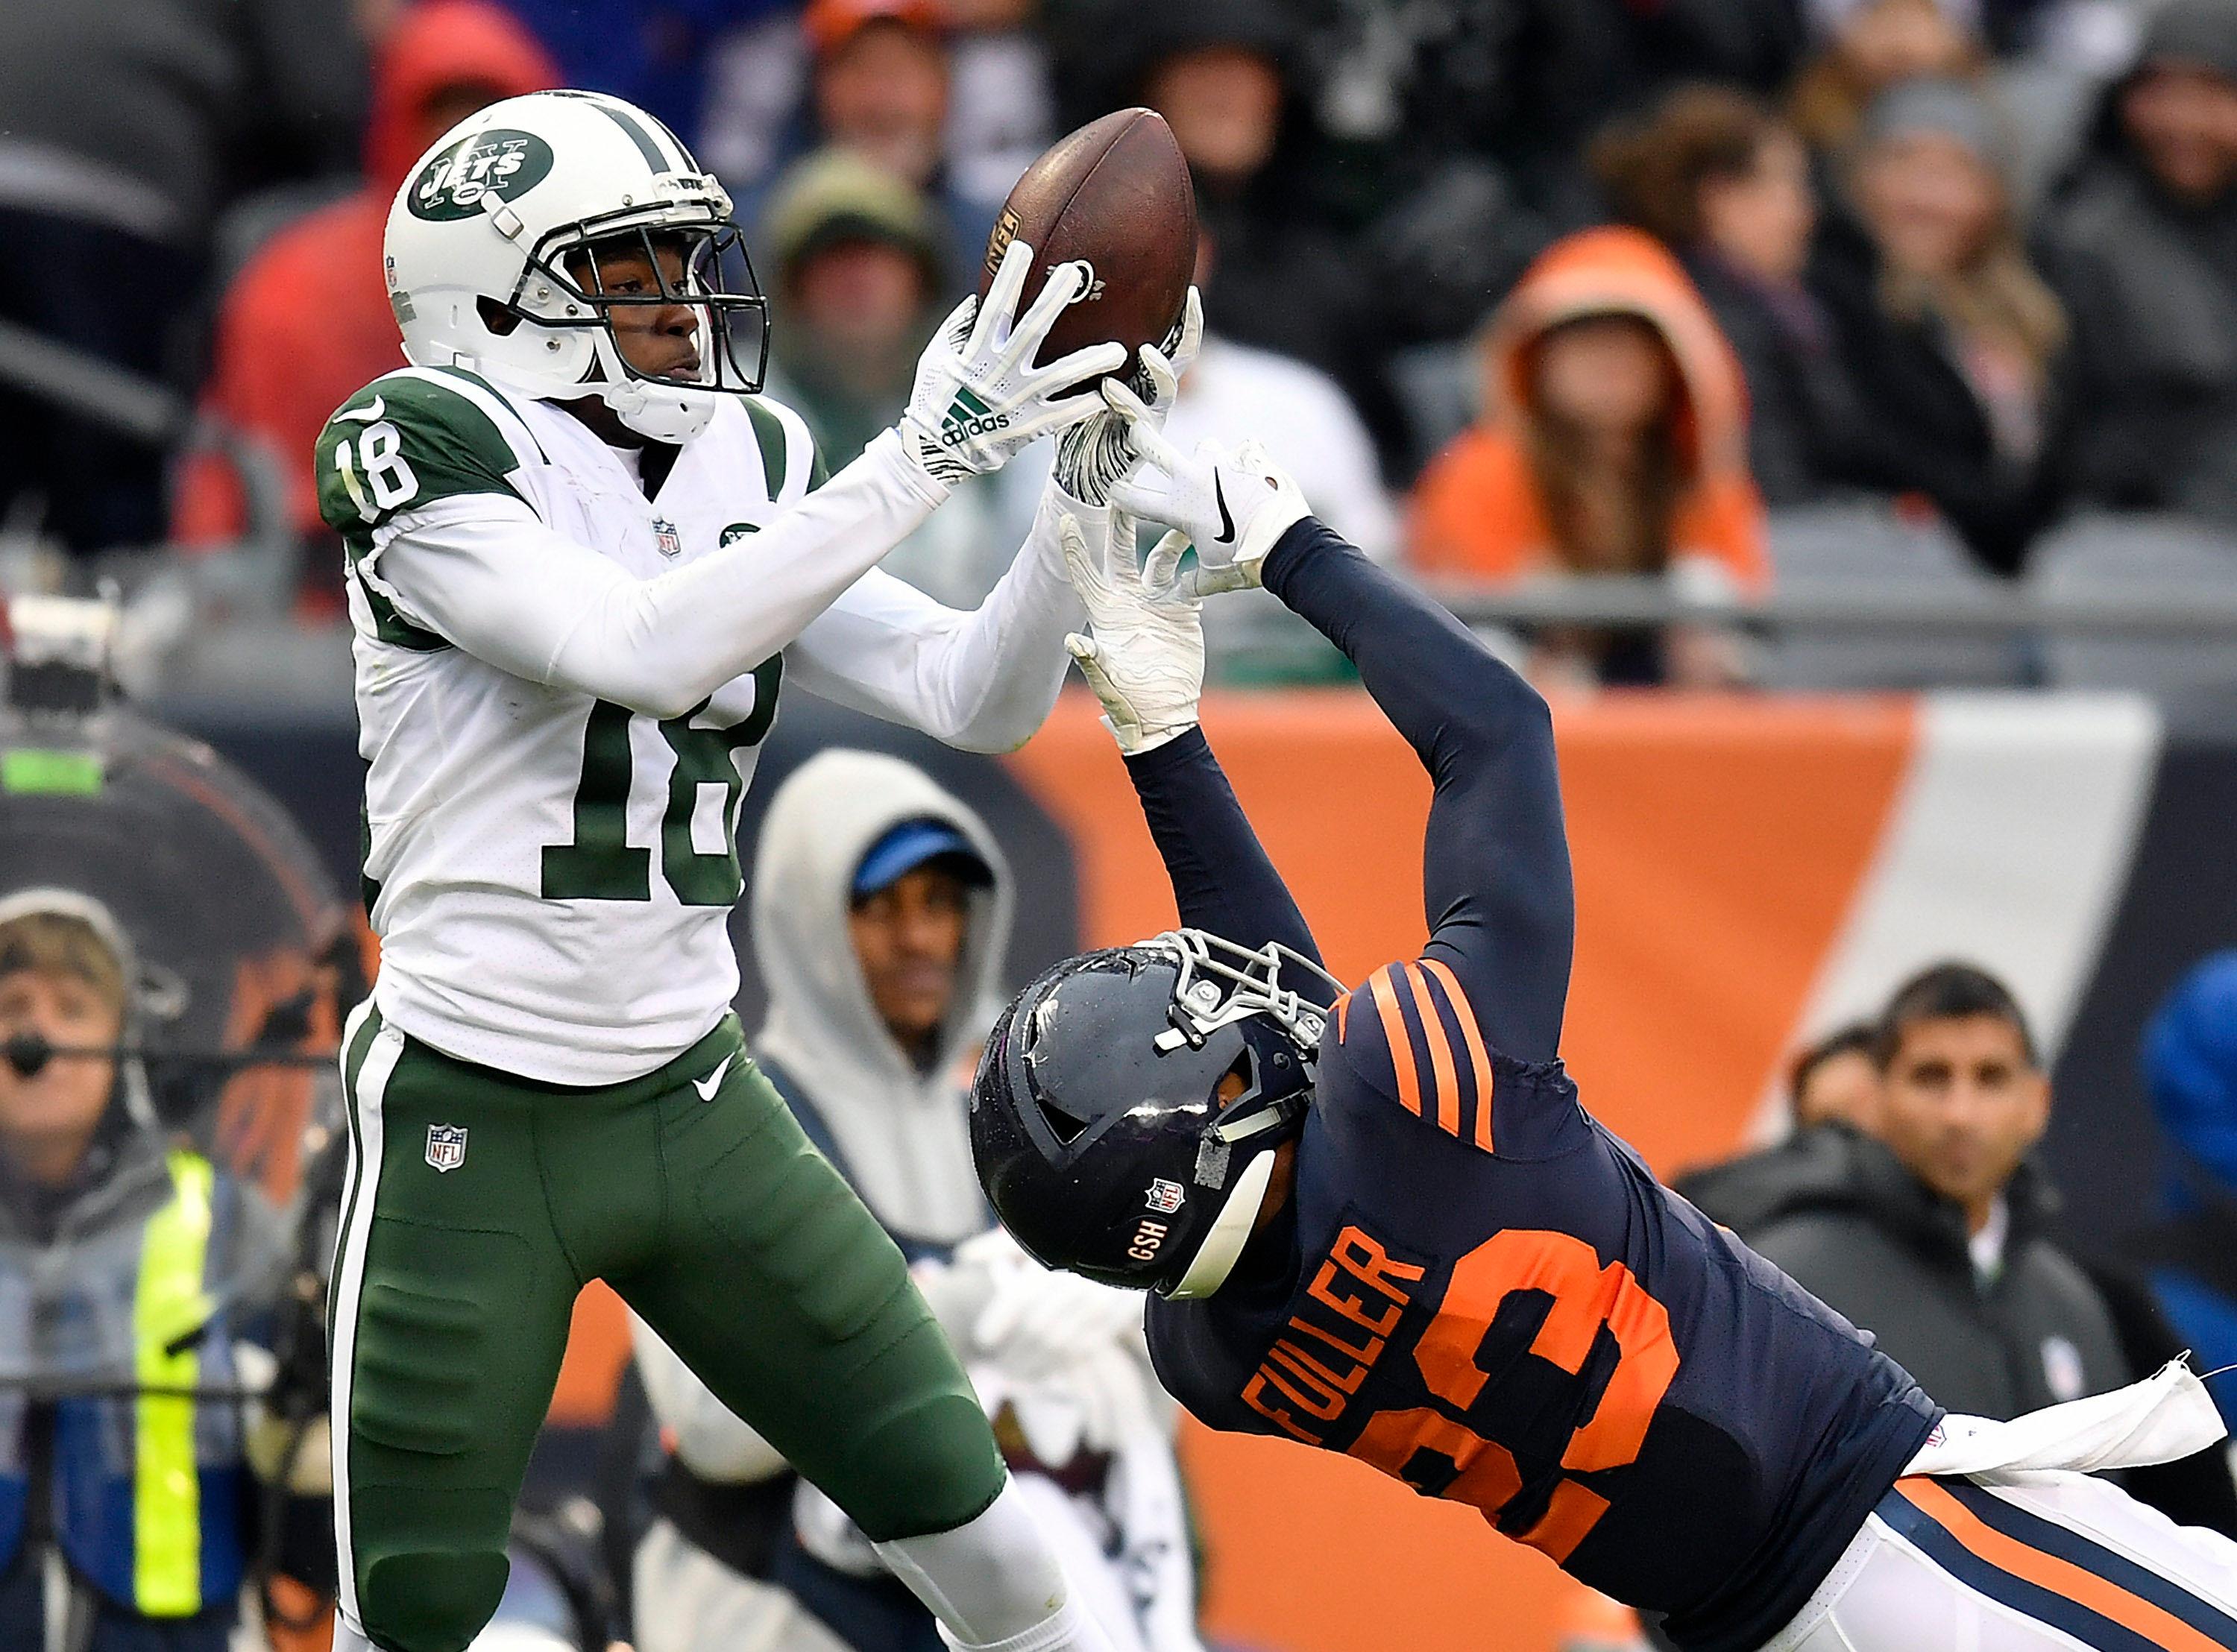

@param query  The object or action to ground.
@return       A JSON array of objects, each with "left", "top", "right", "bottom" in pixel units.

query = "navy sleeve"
[
  {"left": 1261, "top": 519, "right": 1573, "bottom": 1060},
  {"left": 1122, "top": 725, "right": 1327, "bottom": 994}
]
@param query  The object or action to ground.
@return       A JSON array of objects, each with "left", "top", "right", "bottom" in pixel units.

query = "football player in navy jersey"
[{"left": 969, "top": 406, "right": 2237, "bottom": 1651}]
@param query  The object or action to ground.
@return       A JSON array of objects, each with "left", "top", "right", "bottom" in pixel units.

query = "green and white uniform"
[
  {"left": 315, "top": 364, "right": 1090, "bottom": 1652},
  {"left": 322, "top": 365, "right": 1081, "bottom": 1082}
]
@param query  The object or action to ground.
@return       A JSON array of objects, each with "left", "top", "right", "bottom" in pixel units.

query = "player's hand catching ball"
[
  {"left": 1104, "top": 390, "right": 1312, "bottom": 599},
  {"left": 1052, "top": 286, "right": 1202, "bottom": 508},
  {"left": 899, "top": 239, "right": 1126, "bottom": 488},
  {"left": 1060, "top": 513, "right": 1203, "bottom": 755}
]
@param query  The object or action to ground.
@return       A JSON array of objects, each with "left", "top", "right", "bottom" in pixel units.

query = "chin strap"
[{"left": 1164, "top": 1149, "right": 1280, "bottom": 1300}]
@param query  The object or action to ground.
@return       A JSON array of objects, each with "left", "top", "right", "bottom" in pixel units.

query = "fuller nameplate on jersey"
[
  {"left": 1240, "top": 1223, "right": 1426, "bottom": 1446},
  {"left": 425, "top": 1123, "right": 469, "bottom": 1173}
]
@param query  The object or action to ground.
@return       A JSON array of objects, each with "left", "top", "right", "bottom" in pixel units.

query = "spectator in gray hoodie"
[
  {"left": 630, "top": 751, "right": 1201, "bottom": 1652},
  {"left": 2040, "top": 0, "right": 2237, "bottom": 525},
  {"left": 1701, "top": 962, "right": 2237, "bottom": 1532}
]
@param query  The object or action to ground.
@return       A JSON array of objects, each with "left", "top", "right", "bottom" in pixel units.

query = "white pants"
[{"left": 1766, "top": 1471, "right": 2237, "bottom": 1651}]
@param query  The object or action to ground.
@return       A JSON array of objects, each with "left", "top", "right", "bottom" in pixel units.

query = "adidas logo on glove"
[{"left": 940, "top": 388, "right": 1012, "bottom": 447}]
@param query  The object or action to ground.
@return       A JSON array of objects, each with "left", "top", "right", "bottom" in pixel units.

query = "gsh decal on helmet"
[{"left": 409, "top": 130, "right": 555, "bottom": 222}]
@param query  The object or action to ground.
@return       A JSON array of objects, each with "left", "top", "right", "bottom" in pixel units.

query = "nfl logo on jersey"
[
  {"left": 652, "top": 517, "right": 683, "bottom": 558},
  {"left": 425, "top": 1123, "right": 468, "bottom": 1173}
]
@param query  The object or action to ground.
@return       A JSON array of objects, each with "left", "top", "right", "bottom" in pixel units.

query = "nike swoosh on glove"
[
  {"left": 1102, "top": 389, "right": 1312, "bottom": 598},
  {"left": 898, "top": 239, "right": 1127, "bottom": 488}
]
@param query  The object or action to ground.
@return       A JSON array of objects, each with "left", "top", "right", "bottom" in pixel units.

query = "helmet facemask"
[
  {"left": 506, "top": 212, "right": 770, "bottom": 442},
  {"left": 972, "top": 930, "right": 1339, "bottom": 1301}
]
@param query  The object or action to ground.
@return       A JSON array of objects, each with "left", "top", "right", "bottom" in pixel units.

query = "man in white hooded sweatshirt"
[{"left": 631, "top": 751, "right": 1202, "bottom": 1652}]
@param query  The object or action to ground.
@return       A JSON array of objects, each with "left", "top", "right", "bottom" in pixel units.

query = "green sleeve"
[
  {"left": 314, "top": 371, "right": 529, "bottom": 536},
  {"left": 743, "top": 396, "right": 825, "bottom": 502}
]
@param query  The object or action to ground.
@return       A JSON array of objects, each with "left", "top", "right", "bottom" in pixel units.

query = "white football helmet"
[{"left": 382, "top": 89, "right": 768, "bottom": 443}]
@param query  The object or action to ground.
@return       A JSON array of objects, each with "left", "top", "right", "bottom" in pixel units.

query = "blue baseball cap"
[{"left": 852, "top": 818, "right": 992, "bottom": 899}]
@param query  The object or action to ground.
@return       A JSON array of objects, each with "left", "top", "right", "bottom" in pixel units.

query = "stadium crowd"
[{"left": 5, "top": 0, "right": 2237, "bottom": 684}]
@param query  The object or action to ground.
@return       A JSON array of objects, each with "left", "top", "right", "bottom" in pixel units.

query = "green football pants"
[{"left": 330, "top": 1003, "right": 1004, "bottom": 1652}]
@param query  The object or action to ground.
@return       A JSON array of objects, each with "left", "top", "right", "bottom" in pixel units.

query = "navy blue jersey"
[{"left": 1130, "top": 521, "right": 1941, "bottom": 1652}]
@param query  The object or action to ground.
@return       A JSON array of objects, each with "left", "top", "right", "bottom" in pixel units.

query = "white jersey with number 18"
[{"left": 315, "top": 365, "right": 1080, "bottom": 1084}]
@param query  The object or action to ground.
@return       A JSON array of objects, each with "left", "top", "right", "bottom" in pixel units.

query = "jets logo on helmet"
[
  {"left": 408, "top": 130, "right": 555, "bottom": 221},
  {"left": 383, "top": 89, "right": 770, "bottom": 444}
]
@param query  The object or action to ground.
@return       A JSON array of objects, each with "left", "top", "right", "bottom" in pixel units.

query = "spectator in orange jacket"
[
  {"left": 172, "top": 1, "right": 558, "bottom": 599},
  {"left": 1409, "top": 226, "right": 1768, "bottom": 687}
]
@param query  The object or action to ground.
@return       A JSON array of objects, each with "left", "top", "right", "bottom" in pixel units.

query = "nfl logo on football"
[
  {"left": 425, "top": 1123, "right": 468, "bottom": 1173},
  {"left": 1145, "top": 1178, "right": 1185, "bottom": 1214},
  {"left": 652, "top": 517, "right": 683, "bottom": 558}
]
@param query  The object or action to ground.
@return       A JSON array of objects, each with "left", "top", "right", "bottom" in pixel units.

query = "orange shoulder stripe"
[
  {"left": 1365, "top": 967, "right": 1423, "bottom": 1117},
  {"left": 1403, "top": 962, "right": 1462, "bottom": 1135},
  {"left": 1419, "top": 957, "right": 1497, "bottom": 1153}
]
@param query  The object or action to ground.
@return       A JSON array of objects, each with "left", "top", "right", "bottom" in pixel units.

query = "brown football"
[{"left": 978, "top": 107, "right": 1198, "bottom": 376}]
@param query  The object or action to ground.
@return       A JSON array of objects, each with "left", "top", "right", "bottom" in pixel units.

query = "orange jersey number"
[{"left": 1345, "top": 1229, "right": 1680, "bottom": 1562}]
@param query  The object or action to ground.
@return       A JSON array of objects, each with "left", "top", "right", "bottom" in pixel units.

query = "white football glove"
[
  {"left": 972, "top": 1261, "right": 1145, "bottom": 1384},
  {"left": 1052, "top": 286, "right": 1202, "bottom": 508},
  {"left": 899, "top": 239, "right": 1127, "bottom": 487},
  {"left": 1104, "top": 387, "right": 1313, "bottom": 599},
  {"left": 1060, "top": 512, "right": 1204, "bottom": 755}
]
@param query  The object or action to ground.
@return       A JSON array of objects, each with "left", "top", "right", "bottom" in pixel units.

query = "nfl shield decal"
[
  {"left": 652, "top": 517, "right": 683, "bottom": 558},
  {"left": 1146, "top": 1178, "right": 1186, "bottom": 1214},
  {"left": 425, "top": 1123, "right": 468, "bottom": 1173}
]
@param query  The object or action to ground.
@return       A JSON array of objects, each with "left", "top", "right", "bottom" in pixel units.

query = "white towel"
[{"left": 1904, "top": 1360, "right": 2229, "bottom": 1481}]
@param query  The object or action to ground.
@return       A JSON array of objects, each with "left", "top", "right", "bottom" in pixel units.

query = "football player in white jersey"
[{"left": 313, "top": 89, "right": 1171, "bottom": 1652}]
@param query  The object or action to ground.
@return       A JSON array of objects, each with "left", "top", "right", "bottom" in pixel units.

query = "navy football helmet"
[{"left": 970, "top": 930, "right": 1338, "bottom": 1298}]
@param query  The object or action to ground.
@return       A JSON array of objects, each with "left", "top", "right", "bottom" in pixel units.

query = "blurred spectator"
[
  {"left": 492, "top": 0, "right": 782, "bottom": 141},
  {"left": 1270, "top": 0, "right": 1805, "bottom": 230},
  {"left": 700, "top": 0, "right": 1051, "bottom": 246},
  {"left": 1596, "top": 85, "right": 1878, "bottom": 507},
  {"left": 1675, "top": 1023, "right": 1880, "bottom": 1233},
  {"left": 762, "top": 150, "right": 948, "bottom": 466},
  {"left": 1792, "top": 1021, "right": 1885, "bottom": 1130},
  {"left": 0, "top": 0, "right": 366, "bottom": 558},
  {"left": 2041, "top": 0, "right": 2237, "bottom": 527},
  {"left": 759, "top": 149, "right": 1022, "bottom": 608},
  {"left": 2133, "top": 951, "right": 2237, "bottom": 1427},
  {"left": 795, "top": 0, "right": 1007, "bottom": 282},
  {"left": 0, "top": 892, "right": 329, "bottom": 1651},
  {"left": 1408, "top": 227, "right": 1766, "bottom": 688},
  {"left": 1122, "top": 0, "right": 1405, "bottom": 475},
  {"left": 1743, "top": 965, "right": 2133, "bottom": 1414},
  {"left": 940, "top": 0, "right": 1057, "bottom": 208},
  {"left": 173, "top": 1, "right": 559, "bottom": 583},
  {"left": 1688, "top": 968, "right": 2237, "bottom": 1529},
  {"left": 1790, "top": 0, "right": 1986, "bottom": 161},
  {"left": 1809, "top": 78, "right": 2068, "bottom": 572}
]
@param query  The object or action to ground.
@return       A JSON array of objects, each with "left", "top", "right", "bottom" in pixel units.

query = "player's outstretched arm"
[
  {"left": 784, "top": 485, "right": 1092, "bottom": 754},
  {"left": 1062, "top": 514, "right": 1324, "bottom": 977},
  {"left": 1272, "top": 517, "right": 1573, "bottom": 1057},
  {"left": 330, "top": 245, "right": 1121, "bottom": 722},
  {"left": 784, "top": 295, "right": 1204, "bottom": 754},
  {"left": 1107, "top": 427, "right": 1573, "bottom": 1059}
]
